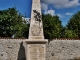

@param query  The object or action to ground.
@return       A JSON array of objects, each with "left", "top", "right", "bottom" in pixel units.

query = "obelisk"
[
  {"left": 25, "top": 0, "right": 48, "bottom": 60},
  {"left": 29, "top": 0, "right": 44, "bottom": 39}
]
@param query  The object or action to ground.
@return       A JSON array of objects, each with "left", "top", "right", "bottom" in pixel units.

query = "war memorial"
[{"left": 0, "top": 0, "right": 80, "bottom": 60}]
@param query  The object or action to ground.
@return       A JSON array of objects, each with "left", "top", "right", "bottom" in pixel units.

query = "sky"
[{"left": 0, "top": 0, "right": 80, "bottom": 26}]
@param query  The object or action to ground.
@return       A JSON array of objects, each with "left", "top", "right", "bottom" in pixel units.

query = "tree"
[
  {"left": 67, "top": 11, "right": 80, "bottom": 38},
  {"left": 0, "top": 7, "right": 29, "bottom": 38},
  {"left": 64, "top": 29, "right": 78, "bottom": 38},
  {"left": 42, "top": 14, "right": 62, "bottom": 39}
]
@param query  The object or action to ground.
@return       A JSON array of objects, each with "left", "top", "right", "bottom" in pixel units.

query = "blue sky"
[{"left": 0, "top": 0, "right": 80, "bottom": 26}]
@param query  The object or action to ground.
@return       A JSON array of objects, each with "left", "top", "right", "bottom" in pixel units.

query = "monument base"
[
  {"left": 29, "top": 36, "right": 44, "bottom": 39},
  {"left": 25, "top": 39, "right": 48, "bottom": 60}
]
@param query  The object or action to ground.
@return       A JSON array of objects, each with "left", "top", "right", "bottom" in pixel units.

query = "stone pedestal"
[{"left": 26, "top": 40, "right": 48, "bottom": 60}]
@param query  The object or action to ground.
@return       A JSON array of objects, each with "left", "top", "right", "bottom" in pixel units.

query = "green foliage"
[
  {"left": 67, "top": 11, "right": 80, "bottom": 38},
  {"left": 1, "top": 7, "right": 80, "bottom": 39},
  {"left": 42, "top": 14, "right": 62, "bottom": 39},
  {"left": 64, "top": 29, "right": 78, "bottom": 38},
  {"left": 0, "top": 7, "right": 29, "bottom": 38}
]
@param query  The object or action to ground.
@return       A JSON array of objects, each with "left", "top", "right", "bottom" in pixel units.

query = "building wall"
[{"left": 0, "top": 39, "right": 80, "bottom": 60}]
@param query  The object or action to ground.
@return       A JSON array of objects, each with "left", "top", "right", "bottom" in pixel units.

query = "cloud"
[
  {"left": 41, "top": 3, "right": 55, "bottom": 16},
  {"left": 57, "top": 12, "right": 73, "bottom": 18},
  {"left": 44, "top": 9, "right": 55, "bottom": 16},
  {"left": 41, "top": 3, "right": 48, "bottom": 10},
  {"left": 57, "top": 14, "right": 64, "bottom": 18},
  {"left": 66, "top": 12, "right": 73, "bottom": 15},
  {"left": 41, "top": 0, "right": 80, "bottom": 8}
]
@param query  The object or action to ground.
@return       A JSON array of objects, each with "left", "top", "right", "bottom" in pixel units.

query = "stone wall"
[
  {"left": 46, "top": 39, "right": 80, "bottom": 60},
  {"left": 0, "top": 39, "right": 27, "bottom": 60},
  {"left": 0, "top": 39, "right": 80, "bottom": 60}
]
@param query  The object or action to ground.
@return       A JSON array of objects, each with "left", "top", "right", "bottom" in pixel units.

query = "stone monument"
[{"left": 25, "top": 0, "right": 48, "bottom": 60}]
